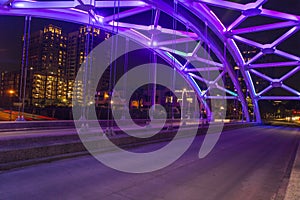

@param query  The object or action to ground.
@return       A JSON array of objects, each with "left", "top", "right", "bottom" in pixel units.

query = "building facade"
[
  {"left": 0, "top": 71, "right": 20, "bottom": 107},
  {"left": 0, "top": 71, "right": 20, "bottom": 96},
  {"left": 26, "top": 24, "right": 68, "bottom": 107},
  {"left": 66, "top": 26, "right": 110, "bottom": 105},
  {"left": 25, "top": 24, "right": 112, "bottom": 107}
]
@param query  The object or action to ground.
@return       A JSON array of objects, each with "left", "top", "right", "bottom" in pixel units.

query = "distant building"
[
  {"left": 28, "top": 30, "right": 43, "bottom": 72},
  {"left": 0, "top": 71, "right": 20, "bottom": 107},
  {"left": 0, "top": 71, "right": 20, "bottom": 97},
  {"left": 223, "top": 46, "right": 271, "bottom": 119},
  {"left": 31, "top": 71, "right": 67, "bottom": 107},
  {"left": 26, "top": 24, "right": 67, "bottom": 106},
  {"left": 66, "top": 26, "right": 111, "bottom": 104},
  {"left": 24, "top": 24, "right": 112, "bottom": 107}
]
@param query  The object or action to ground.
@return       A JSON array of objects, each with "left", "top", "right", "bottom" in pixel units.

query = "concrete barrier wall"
[{"left": 0, "top": 122, "right": 258, "bottom": 170}]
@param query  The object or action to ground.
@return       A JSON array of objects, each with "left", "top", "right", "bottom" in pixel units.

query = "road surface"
[{"left": 0, "top": 126, "right": 299, "bottom": 200}]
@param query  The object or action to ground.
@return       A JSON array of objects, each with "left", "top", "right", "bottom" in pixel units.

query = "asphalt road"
[{"left": 0, "top": 126, "right": 299, "bottom": 200}]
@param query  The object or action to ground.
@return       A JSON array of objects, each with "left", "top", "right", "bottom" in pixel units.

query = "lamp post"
[
  {"left": 233, "top": 108, "right": 237, "bottom": 120},
  {"left": 181, "top": 88, "right": 186, "bottom": 121},
  {"left": 220, "top": 106, "right": 225, "bottom": 122},
  {"left": 7, "top": 89, "right": 16, "bottom": 121}
]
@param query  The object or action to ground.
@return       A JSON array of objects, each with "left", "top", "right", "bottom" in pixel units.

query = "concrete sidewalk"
[{"left": 284, "top": 140, "right": 300, "bottom": 200}]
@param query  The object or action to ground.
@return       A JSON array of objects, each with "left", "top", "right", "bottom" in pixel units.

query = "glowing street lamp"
[
  {"left": 7, "top": 89, "right": 16, "bottom": 121},
  {"left": 8, "top": 90, "right": 15, "bottom": 95},
  {"left": 181, "top": 88, "right": 186, "bottom": 121}
]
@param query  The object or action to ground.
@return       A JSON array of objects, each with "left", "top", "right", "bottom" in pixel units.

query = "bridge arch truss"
[{"left": 1, "top": 0, "right": 299, "bottom": 123}]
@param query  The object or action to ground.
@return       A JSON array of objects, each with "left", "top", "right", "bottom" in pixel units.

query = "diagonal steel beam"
[
  {"left": 246, "top": 52, "right": 264, "bottom": 65},
  {"left": 195, "top": 0, "right": 247, "bottom": 11},
  {"left": 10, "top": 0, "right": 146, "bottom": 9},
  {"left": 96, "top": 1, "right": 147, "bottom": 7},
  {"left": 215, "top": 84, "right": 238, "bottom": 97},
  {"left": 260, "top": 96, "right": 300, "bottom": 100},
  {"left": 185, "top": 67, "right": 221, "bottom": 72},
  {"left": 188, "top": 73, "right": 210, "bottom": 84},
  {"left": 249, "top": 61, "right": 300, "bottom": 69},
  {"left": 227, "top": 15, "right": 247, "bottom": 31},
  {"left": 191, "top": 56, "right": 223, "bottom": 68},
  {"left": 280, "top": 66, "right": 300, "bottom": 82},
  {"left": 271, "top": 26, "right": 300, "bottom": 47},
  {"left": 281, "top": 84, "right": 300, "bottom": 96},
  {"left": 231, "top": 21, "right": 299, "bottom": 35},
  {"left": 212, "top": 70, "right": 226, "bottom": 84},
  {"left": 108, "top": 21, "right": 149, "bottom": 30},
  {"left": 232, "top": 35, "right": 264, "bottom": 49},
  {"left": 257, "top": 85, "right": 272, "bottom": 96},
  {"left": 104, "top": 6, "right": 151, "bottom": 23},
  {"left": 11, "top": 1, "right": 74, "bottom": 8},
  {"left": 153, "top": 9, "right": 160, "bottom": 29},
  {"left": 159, "top": 46, "right": 188, "bottom": 57},
  {"left": 250, "top": 69, "right": 273, "bottom": 82},
  {"left": 261, "top": 9, "right": 300, "bottom": 22},
  {"left": 206, "top": 96, "right": 238, "bottom": 100},
  {"left": 251, "top": 0, "right": 268, "bottom": 8},
  {"left": 160, "top": 28, "right": 198, "bottom": 38},
  {"left": 274, "top": 49, "right": 300, "bottom": 61},
  {"left": 158, "top": 37, "right": 196, "bottom": 46}
]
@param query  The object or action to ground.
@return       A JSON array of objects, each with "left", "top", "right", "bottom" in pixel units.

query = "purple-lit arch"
[
  {"left": 179, "top": 0, "right": 300, "bottom": 122},
  {"left": 1, "top": 0, "right": 298, "bottom": 122},
  {"left": 0, "top": 6, "right": 217, "bottom": 118}
]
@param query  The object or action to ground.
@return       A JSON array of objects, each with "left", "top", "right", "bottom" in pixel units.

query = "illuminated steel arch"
[{"left": 1, "top": 0, "right": 299, "bottom": 123}]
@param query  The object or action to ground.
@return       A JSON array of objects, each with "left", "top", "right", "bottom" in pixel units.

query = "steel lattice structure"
[{"left": 1, "top": 0, "right": 299, "bottom": 123}]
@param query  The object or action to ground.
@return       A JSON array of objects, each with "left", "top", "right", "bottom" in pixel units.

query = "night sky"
[
  {"left": 0, "top": 16, "right": 80, "bottom": 72},
  {"left": 0, "top": 16, "right": 23, "bottom": 72}
]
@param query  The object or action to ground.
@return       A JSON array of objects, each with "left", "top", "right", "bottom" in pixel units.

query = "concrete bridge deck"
[{"left": 0, "top": 125, "right": 299, "bottom": 200}]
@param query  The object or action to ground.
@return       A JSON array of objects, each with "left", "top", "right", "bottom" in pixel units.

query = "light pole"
[
  {"left": 220, "top": 106, "right": 225, "bottom": 122},
  {"left": 7, "top": 89, "right": 16, "bottom": 121},
  {"left": 181, "top": 88, "right": 186, "bottom": 121}
]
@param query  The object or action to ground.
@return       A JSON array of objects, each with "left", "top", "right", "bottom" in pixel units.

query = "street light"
[
  {"left": 7, "top": 89, "right": 15, "bottom": 121},
  {"left": 8, "top": 90, "right": 15, "bottom": 95},
  {"left": 181, "top": 88, "right": 186, "bottom": 121}
]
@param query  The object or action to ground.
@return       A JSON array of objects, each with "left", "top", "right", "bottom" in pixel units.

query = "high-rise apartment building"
[
  {"left": 66, "top": 26, "right": 110, "bottom": 104},
  {"left": 28, "top": 30, "right": 43, "bottom": 72},
  {"left": 27, "top": 24, "right": 67, "bottom": 107},
  {"left": 20, "top": 24, "right": 111, "bottom": 107},
  {"left": 41, "top": 25, "right": 67, "bottom": 73},
  {"left": 31, "top": 71, "right": 67, "bottom": 106},
  {"left": 66, "top": 26, "right": 103, "bottom": 81}
]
